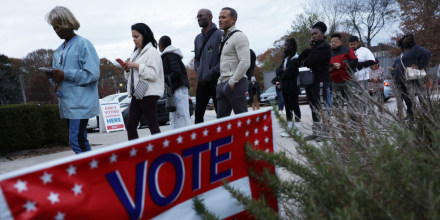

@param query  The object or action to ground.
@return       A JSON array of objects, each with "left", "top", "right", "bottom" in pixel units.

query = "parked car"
[
  {"left": 87, "top": 93, "right": 128, "bottom": 130},
  {"left": 298, "top": 87, "right": 308, "bottom": 103},
  {"left": 260, "top": 86, "right": 277, "bottom": 105},
  {"left": 121, "top": 94, "right": 194, "bottom": 128},
  {"left": 368, "top": 79, "right": 394, "bottom": 101}
]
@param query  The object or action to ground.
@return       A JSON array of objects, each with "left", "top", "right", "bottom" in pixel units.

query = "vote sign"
[{"left": 0, "top": 110, "right": 277, "bottom": 219}]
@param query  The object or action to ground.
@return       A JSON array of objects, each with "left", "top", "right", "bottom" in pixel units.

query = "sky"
[{"left": 0, "top": 0, "right": 311, "bottom": 65}]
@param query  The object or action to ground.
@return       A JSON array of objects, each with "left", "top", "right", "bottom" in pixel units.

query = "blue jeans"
[
  {"left": 276, "top": 89, "right": 284, "bottom": 111},
  {"left": 66, "top": 119, "right": 91, "bottom": 154}
]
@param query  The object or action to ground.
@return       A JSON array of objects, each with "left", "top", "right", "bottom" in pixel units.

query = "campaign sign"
[
  {"left": 100, "top": 100, "right": 125, "bottom": 133},
  {"left": 0, "top": 109, "right": 277, "bottom": 220}
]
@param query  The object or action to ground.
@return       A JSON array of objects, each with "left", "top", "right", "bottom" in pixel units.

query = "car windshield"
[
  {"left": 102, "top": 93, "right": 128, "bottom": 103},
  {"left": 263, "top": 87, "right": 276, "bottom": 94},
  {"left": 120, "top": 96, "right": 131, "bottom": 105}
]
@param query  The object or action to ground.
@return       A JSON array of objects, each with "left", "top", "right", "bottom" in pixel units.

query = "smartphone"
[
  {"left": 116, "top": 58, "right": 125, "bottom": 66},
  {"left": 38, "top": 67, "right": 54, "bottom": 77}
]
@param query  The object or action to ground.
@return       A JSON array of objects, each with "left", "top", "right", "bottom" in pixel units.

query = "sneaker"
[
  {"left": 280, "top": 131, "right": 289, "bottom": 137},
  {"left": 304, "top": 134, "right": 318, "bottom": 141}
]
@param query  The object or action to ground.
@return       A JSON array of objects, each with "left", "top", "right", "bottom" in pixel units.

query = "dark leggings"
[
  {"left": 282, "top": 80, "right": 301, "bottom": 122},
  {"left": 305, "top": 80, "right": 329, "bottom": 122},
  {"left": 127, "top": 96, "right": 160, "bottom": 140}
]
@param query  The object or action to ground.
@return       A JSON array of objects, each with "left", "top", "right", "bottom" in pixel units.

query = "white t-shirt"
[{"left": 354, "top": 47, "right": 375, "bottom": 81}]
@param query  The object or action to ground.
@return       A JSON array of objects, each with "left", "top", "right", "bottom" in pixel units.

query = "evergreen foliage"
[{"left": 195, "top": 84, "right": 440, "bottom": 219}]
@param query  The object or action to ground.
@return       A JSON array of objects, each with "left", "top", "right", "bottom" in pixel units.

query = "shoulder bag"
[{"left": 400, "top": 54, "right": 426, "bottom": 80}]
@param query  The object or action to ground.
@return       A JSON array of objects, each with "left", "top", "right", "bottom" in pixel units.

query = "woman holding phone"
[{"left": 123, "top": 23, "right": 164, "bottom": 140}]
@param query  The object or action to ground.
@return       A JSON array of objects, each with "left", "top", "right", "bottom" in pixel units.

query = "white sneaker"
[{"left": 280, "top": 131, "right": 289, "bottom": 137}]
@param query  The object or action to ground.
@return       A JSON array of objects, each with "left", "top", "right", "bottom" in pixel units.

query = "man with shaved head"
[{"left": 193, "top": 8, "right": 223, "bottom": 123}]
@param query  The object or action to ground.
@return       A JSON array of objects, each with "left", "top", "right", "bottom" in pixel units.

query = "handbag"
[
  {"left": 400, "top": 54, "right": 426, "bottom": 80},
  {"left": 298, "top": 67, "right": 314, "bottom": 87},
  {"left": 133, "top": 79, "right": 149, "bottom": 100},
  {"left": 165, "top": 81, "right": 176, "bottom": 112}
]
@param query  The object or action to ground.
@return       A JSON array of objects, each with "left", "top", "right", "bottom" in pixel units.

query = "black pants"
[
  {"left": 305, "top": 80, "right": 330, "bottom": 122},
  {"left": 396, "top": 80, "right": 423, "bottom": 118},
  {"left": 195, "top": 81, "right": 217, "bottom": 124},
  {"left": 127, "top": 96, "right": 160, "bottom": 140},
  {"left": 282, "top": 79, "right": 301, "bottom": 122}
]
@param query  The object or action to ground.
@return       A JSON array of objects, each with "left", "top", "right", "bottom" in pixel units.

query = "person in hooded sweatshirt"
[
  {"left": 159, "top": 36, "right": 191, "bottom": 129},
  {"left": 277, "top": 38, "right": 302, "bottom": 137}
]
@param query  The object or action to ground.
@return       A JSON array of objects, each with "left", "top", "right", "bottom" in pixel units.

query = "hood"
[{"left": 161, "top": 45, "right": 183, "bottom": 59}]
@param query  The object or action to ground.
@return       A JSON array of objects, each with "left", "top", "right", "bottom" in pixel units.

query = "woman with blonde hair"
[
  {"left": 123, "top": 23, "right": 164, "bottom": 139},
  {"left": 45, "top": 6, "right": 100, "bottom": 154}
]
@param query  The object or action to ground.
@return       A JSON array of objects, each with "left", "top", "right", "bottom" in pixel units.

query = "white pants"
[{"left": 170, "top": 86, "right": 191, "bottom": 129}]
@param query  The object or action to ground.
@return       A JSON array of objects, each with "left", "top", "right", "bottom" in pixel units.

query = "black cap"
[{"left": 312, "top": 21, "right": 327, "bottom": 34}]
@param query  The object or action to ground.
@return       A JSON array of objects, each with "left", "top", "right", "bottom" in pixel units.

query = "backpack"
[{"left": 220, "top": 30, "right": 256, "bottom": 79}]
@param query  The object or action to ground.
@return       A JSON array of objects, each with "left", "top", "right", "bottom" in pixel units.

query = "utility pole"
[{"left": 19, "top": 74, "right": 26, "bottom": 103}]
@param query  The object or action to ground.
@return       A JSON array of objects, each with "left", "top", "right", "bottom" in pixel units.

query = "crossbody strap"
[
  {"left": 219, "top": 30, "right": 241, "bottom": 55},
  {"left": 400, "top": 53, "right": 407, "bottom": 69},
  {"left": 196, "top": 28, "right": 217, "bottom": 60}
]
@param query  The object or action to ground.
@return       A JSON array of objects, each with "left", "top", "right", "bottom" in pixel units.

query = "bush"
[
  {"left": 0, "top": 104, "right": 68, "bottom": 155},
  {"left": 213, "top": 84, "right": 440, "bottom": 219}
]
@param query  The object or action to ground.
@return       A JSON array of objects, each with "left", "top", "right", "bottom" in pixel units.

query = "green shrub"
[
  {"left": 0, "top": 104, "right": 68, "bottom": 155},
  {"left": 211, "top": 87, "right": 440, "bottom": 219}
]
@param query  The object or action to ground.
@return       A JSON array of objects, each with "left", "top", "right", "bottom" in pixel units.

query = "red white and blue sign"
[{"left": 0, "top": 109, "right": 278, "bottom": 219}]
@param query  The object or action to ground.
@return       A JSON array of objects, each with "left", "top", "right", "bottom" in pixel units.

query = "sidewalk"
[{"left": 0, "top": 105, "right": 315, "bottom": 174}]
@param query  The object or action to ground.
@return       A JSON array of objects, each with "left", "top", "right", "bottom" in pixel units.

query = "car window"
[
  {"left": 118, "top": 95, "right": 128, "bottom": 103},
  {"left": 264, "top": 87, "right": 276, "bottom": 94}
]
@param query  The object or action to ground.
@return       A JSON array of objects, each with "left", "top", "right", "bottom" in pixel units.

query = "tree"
[
  {"left": 0, "top": 54, "right": 21, "bottom": 104},
  {"left": 99, "top": 58, "right": 125, "bottom": 98},
  {"left": 343, "top": 0, "right": 398, "bottom": 47},
  {"left": 308, "top": 0, "right": 346, "bottom": 36},
  {"left": 395, "top": 0, "right": 440, "bottom": 65},
  {"left": 257, "top": 11, "right": 320, "bottom": 72},
  {"left": 186, "top": 59, "right": 197, "bottom": 97},
  {"left": 21, "top": 49, "right": 56, "bottom": 104}
]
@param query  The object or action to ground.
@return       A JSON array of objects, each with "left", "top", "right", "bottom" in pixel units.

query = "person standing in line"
[
  {"left": 194, "top": 9, "right": 223, "bottom": 123},
  {"left": 349, "top": 36, "right": 376, "bottom": 98},
  {"left": 271, "top": 75, "right": 284, "bottom": 114},
  {"left": 216, "top": 7, "right": 250, "bottom": 118},
  {"left": 329, "top": 33, "right": 358, "bottom": 108},
  {"left": 390, "top": 34, "right": 431, "bottom": 119},
  {"left": 368, "top": 59, "right": 386, "bottom": 104},
  {"left": 123, "top": 23, "right": 164, "bottom": 140},
  {"left": 159, "top": 36, "right": 191, "bottom": 129},
  {"left": 45, "top": 6, "right": 100, "bottom": 154},
  {"left": 248, "top": 76, "right": 261, "bottom": 110},
  {"left": 277, "top": 38, "right": 302, "bottom": 137},
  {"left": 297, "top": 21, "right": 332, "bottom": 141}
]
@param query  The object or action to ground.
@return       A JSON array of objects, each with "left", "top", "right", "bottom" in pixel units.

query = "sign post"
[{"left": 99, "top": 100, "right": 125, "bottom": 133}]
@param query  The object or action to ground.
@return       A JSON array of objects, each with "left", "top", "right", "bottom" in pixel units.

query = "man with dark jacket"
[
  {"left": 194, "top": 9, "right": 223, "bottom": 123},
  {"left": 298, "top": 21, "right": 332, "bottom": 141},
  {"left": 329, "top": 33, "right": 358, "bottom": 108},
  {"left": 159, "top": 36, "right": 191, "bottom": 129}
]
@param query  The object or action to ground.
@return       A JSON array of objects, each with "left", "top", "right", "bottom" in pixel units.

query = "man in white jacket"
[{"left": 217, "top": 7, "right": 250, "bottom": 118}]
